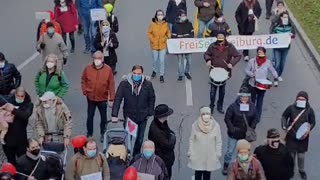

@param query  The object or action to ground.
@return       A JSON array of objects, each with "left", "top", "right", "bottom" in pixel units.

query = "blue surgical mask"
[
  {"left": 102, "top": 26, "right": 110, "bottom": 34},
  {"left": 143, "top": 150, "right": 153, "bottom": 159},
  {"left": 87, "top": 150, "right": 97, "bottom": 158},
  {"left": 296, "top": 100, "right": 306, "bottom": 108},
  {"left": 238, "top": 154, "right": 249, "bottom": 162},
  {"left": 15, "top": 99, "right": 24, "bottom": 104},
  {"left": 47, "top": 28, "right": 55, "bottom": 35},
  {"left": 132, "top": 74, "right": 142, "bottom": 82}
]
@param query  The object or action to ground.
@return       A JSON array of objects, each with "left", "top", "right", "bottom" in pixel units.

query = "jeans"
[
  {"left": 132, "top": 120, "right": 148, "bottom": 157},
  {"left": 291, "top": 152, "right": 305, "bottom": 172},
  {"left": 195, "top": 171, "right": 211, "bottom": 180},
  {"left": 3, "top": 145, "right": 26, "bottom": 166},
  {"left": 197, "top": 18, "right": 214, "bottom": 38},
  {"left": 62, "top": 32, "right": 75, "bottom": 50},
  {"left": 86, "top": 98, "right": 107, "bottom": 136},
  {"left": 273, "top": 48, "right": 289, "bottom": 76},
  {"left": 210, "top": 83, "right": 226, "bottom": 110},
  {"left": 177, "top": 54, "right": 191, "bottom": 76},
  {"left": 152, "top": 49, "right": 166, "bottom": 76},
  {"left": 224, "top": 137, "right": 238, "bottom": 164},
  {"left": 265, "top": 0, "right": 274, "bottom": 17},
  {"left": 251, "top": 87, "right": 266, "bottom": 123},
  {"left": 81, "top": 16, "right": 97, "bottom": 52}
]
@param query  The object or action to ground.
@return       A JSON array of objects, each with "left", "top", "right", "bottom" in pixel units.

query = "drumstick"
[{"left": 16, "top": 172, "right": 31, "bottom": 177}]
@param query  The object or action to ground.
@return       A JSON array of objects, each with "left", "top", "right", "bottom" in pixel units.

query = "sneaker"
[
  {"left": 151, "top": 71, "right": 156, "bottom": 79},
  {"left": 222, "top": 163, "right": 229, "bottom": 176},
  {"left": 217, "top": 108, "right": 225, "bottom": 114},
  {"left": 278, "top": 76, "right": 283, "bottom": 82},
  {"left": 299, "top": 171, "right": 307, "bottom": 179},
  {"left": 177, "top": 76, "right": 183, "bottom": 81},
  {"left": 160, "top": 76, "right": 164, "bottom": 83},
  {"left": 185, "top": 73, "right": 192, "bottom": 80},
  {"left": 274, "top": 81, "right": 278, "bottom": 87},
  {"left": 100, "top": 136, "right": 104, "bottom": 143},
  {"left": 70, "top": 49, "right": 75, "bottom": 53},
  {"left": 244, "top": 56, "right": 249, "bottom": 61}
]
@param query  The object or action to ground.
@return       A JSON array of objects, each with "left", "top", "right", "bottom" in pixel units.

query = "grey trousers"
[{"left": 291, "top": 152, "right": 305, "bottom": 172}]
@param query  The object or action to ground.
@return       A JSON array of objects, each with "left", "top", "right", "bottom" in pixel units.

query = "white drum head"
[
  {"left": 255, "top": 79, "right": 272, "bottom": 85},
  {"left": 210, "top": 68, "right": 229, "bottom": 82},
  {"left": 296, "top": 122, "right": 310, "bottom": 140}
]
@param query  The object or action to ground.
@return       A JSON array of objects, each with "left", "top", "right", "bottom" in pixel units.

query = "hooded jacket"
[
  {"left": 235, "top": 1, "right": 262, "bottom": 34},
  {"left": 35, "top": 60, "right": 69, "bottom": 98},
  {"left": 35, "top": 97, "right": 72, "bottom": 139},
  {"left": 194, "top": 0, "right": 221, "bottom": 22},
  {"left": 225, "top": 98, "right": 257, "bottom": 140},
  {"left": 171, "top": 19, "right": 194, "bottom": 39},
  {"left": 165, "top": 0, "right": 187, "bottom": 24},
  {"left": 3, "top": 93, "right": 33, "bottom": 147},
  {"left": 148, "top": 118, "right": 176, "bottom": 167},
  {"left": 0, "top": 61, "right": 21, "bottom": 95},
  {"left": 112, "top": 74, "right": 156, "bottom": 124},
  {"left": 281, "top": 91, "right": 316, "bottom": 153},
  {"left": 94, "top": 29, "right": 119, "bottom": 64},
  {"left": 147, "top": 16, "right": 171, "bottom": 50},
  {"left": 227, "top": 156, "right": 266, "bottom": 180}
]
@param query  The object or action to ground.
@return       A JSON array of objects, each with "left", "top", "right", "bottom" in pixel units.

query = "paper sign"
[
  {"left": 90, "top": 8, "right": 106, "bottom": 21},
  {"left": 138, "top": 173, "right": 155, "bottom": 180},
  {"left": 80, "top": 172, "right": 102, "bottom": 180},
  {"left": 240, "top": 104, "right": 249, "bottom": 112},
  {"left": 126, "top": 118, "right": 138, "bottom": 138},
  {"left": 35, "top": 12, "right": 50, "bottom": 20}
]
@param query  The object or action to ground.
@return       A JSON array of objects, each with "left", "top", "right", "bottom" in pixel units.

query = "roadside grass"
[{"left": 286, "top": 0, "right": 320, "bottom": 53}]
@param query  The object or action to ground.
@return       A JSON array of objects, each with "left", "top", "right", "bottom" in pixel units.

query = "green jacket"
[{"left": 35, "top": 71, "right": 69, "bottom": 97}]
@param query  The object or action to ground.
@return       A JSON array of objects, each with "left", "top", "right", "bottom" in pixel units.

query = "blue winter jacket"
[{"left": 76, "top": 0, "right": 103, "bottom": 20}]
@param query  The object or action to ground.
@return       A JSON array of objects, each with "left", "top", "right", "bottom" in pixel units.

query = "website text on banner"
[{"left": 167, "top": 33, "right": 292, "bottom": 54}]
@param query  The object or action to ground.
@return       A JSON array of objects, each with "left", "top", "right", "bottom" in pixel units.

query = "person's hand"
[
  {"left": 40, "top": 43, "right": 46, "bottom": 49},
  {"left": 108, "top": 101, "right": 113, "bottom": 108},
  {"left": 63, "top": 58, "right": 67, "bottom": 65},
  {"left": 27, "top": 176, "right": 36, "bottom": 180},
  {"left": 206, "top": 61, "right": 212, "bottom": 67},
  {"left": 203, "top": 2, "right": 210, "bottom": 7},
  {"left": 10, "top": 89, "right": 16, "bottom": 95},
  {"left": 38, "top": 137, "right": 44, "bottom": 145},
  {"left": 4, "top": 103, "right": 14, "bottom": 112},
  {"left": 227, "top": 63, "right": 233, "bottom": 69},
  {"left": 111, "top": 117, "right": 118, "bottom": 122},
  {"left": 254, "top": 16, "right": 258, "bottom": 21},
  {"left": 64, "top": 138, "right": 70, "bottom": 147}
]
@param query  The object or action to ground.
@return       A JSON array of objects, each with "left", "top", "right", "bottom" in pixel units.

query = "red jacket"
[{"left": 54, "top": 3, "right": 79, "bottom": 33}]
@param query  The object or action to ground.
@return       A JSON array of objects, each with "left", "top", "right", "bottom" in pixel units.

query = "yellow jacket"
[{"left": 147, "top": 20, "right": 171, "bottom": 50}]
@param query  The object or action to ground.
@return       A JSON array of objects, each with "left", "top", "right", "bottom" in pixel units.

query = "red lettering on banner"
[
  {"left": 189, "top": 42, "right": 195, "bottom": 49},
  {"left": 180, "top": 41, "right": 185, "bottom": 49},
  {"left": 257, "top": 39, "right": 262, "bottom": 46}
]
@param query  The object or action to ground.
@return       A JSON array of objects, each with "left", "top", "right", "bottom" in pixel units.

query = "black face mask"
[{"left": 30, "top": 149, "right": 40, "bottom": 156}]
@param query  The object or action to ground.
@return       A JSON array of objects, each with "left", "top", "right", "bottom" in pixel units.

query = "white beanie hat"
[{"left": 200, "top": 106, "right": 211, "bottom": 115}]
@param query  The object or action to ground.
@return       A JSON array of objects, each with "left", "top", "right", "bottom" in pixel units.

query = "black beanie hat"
[
  {"left": 267, "top": 128, "right": 280, "bottom": 138},
  {"left": 0, "top": 52, "right": 5, "bottom": 61}
]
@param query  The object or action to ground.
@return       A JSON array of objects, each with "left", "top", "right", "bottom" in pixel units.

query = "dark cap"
[
  {"left": 0, "top": 52, "right": 5, "bottom": 61},
  {"left": 267, "top": 128, "right": 280, "bottom": 138},
  {"left": 154, "top": 104, "right": 174, "bottom": 118}
]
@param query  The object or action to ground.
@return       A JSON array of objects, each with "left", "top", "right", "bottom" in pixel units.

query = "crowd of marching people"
[{"left": 0, "top": 0, "right": 316, "bottom": 179}]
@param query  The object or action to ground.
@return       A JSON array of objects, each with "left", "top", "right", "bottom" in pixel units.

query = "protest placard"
[
  {"left": 90, "top": 8, "right": 106, "bottom": 21},
  {"left": 35, "top": 12, "right": 50, "bottom": 21},
  {"left": 126, "top": 118, "right": 138, "bottom": 138}
]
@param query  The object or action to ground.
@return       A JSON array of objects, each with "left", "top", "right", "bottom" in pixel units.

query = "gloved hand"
[
  {"left": 63, "top": 58, "right": 67, "bottom": 65},
  {"left": 40, "top": 43, "right": 46, "bottom": 49}
]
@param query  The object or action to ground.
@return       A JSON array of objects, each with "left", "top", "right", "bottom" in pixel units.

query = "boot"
[
  {"left": 222, "top": 163, "right": 229, "bottom": 176},
  {"left": 210, "top": 105, "right": 214, "bottom": 114}
]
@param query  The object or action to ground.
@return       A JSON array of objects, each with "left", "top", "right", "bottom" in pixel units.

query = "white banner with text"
[{"left": 167, "top": 33, "right": 292, "bottom": 54}]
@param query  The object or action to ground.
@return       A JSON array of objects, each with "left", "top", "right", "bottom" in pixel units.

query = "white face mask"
[
  {"left": 240, "top": 103, "right": 249, "bottom": 111},
  {"left": 46, "top": 62, "right": 55, "bottom": 69},
  {"left": 202, "top": 114, "right": 211, "bottom": 122},
  {"left": 282, "top": 18, "right": 289, "bottom": 25},
  {"left": 157, "top": 15, "right": 164, "bottom": 21},
  {"left": 296, "top": 100, "right": 306, "bottom": 108},
  {"left": 94, "top": 59, "right": 102, "bottom": 67},
  {"left": 43, "top": 103, "right": 51, "bottom": 109},
  {"left": 0, "top": 62, "right": 5, "bottom": 68},
  {"left": 180, "top": 16, "right": 187, "bottom": 21},
  {"left": 217, "top": 17, "right": 224, "bottom": 22}
]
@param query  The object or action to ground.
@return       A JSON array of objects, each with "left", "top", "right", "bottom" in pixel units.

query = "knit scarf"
[
  {"left": 256, "top": 56, "right": 266, "bottom": 67},
  {"left": 197, "top": 117, "right": 214, "bottom": 134}
]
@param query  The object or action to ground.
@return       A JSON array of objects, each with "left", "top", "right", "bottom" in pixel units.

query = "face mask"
[
  {"left": 238, "top": 154, "right": 249, "bottom": 162},
  {"left": 258, "top": 55, "right": 265, "bottom": 58},
  {"left": 268, "top": 139, "right": 280, "bottom": 149},
  {"left": 296, "top": 100, "right": 306, "bottom": 108},
  {"left": 217, "top": 39, "right": 224, "bottom": 44},
  {"left": 102, "top": 26, "right": 110, "bottom": 34},
  {"left": 47, "top": 28, "right": 55, "bottom": 35},
  {"left": 94, "top": 59, "right": 102, "bottom": 67},
  {"left": 240, "top": 103, "right": 249, "bottom": 111},
  {"left": 15, "top": 99, "right": 24, "bottom": 104},
  {"left": 46, "top": 62, "right": 55, "bottom": 69},
  {"left": 0, "top": 62, "right": 4, "bottom": 68},
  {"left": 282, "top": 18, "right": 289, "bottom": 25},
  {"left": 132, "top": 74, "right": 142, "bottom": 82},
  {"left": 87, "top": 150, "right": 97, "bottom": 158},
  {"left": 43, "top": 103, "right": 51, "bottom": 109},
  {"left": 202, "top": 114, "right": 211, "bottom": 122},
  {"left": 217, "top": 17, "right": 223, "bottom": 22},
  {"left": 30, "top": 149, "right": 40, "bottom": 156},
  {"left": 143, "top": 150, "right": 154, "bottom": 159},
  {"left": 157, "top": 15, "right": 164, "bottom": 21},
  {"left": 180, "top": 16, "right": 187, "bottom": 21}
]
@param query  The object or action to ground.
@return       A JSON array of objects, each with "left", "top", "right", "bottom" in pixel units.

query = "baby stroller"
[
  {"left": 41, "top": 132, "right": 68, "bottom": 180},
  {"left": 103, "top": 119, "right": 133, "bottom": 180}
]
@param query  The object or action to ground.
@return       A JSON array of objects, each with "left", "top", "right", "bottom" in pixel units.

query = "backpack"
[{"left": 75, "top": 153, "right": 104, "bottom": 174}]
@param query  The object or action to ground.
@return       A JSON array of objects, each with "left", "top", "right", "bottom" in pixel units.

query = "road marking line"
[
  {"left": 17, "top": 52, "right": 40, "bottom": 70},
  {"left": 184, "top": 58, "right": 193, "bottom": 106}
]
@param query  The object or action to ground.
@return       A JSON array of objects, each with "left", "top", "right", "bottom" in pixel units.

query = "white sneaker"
[
  {"left": 244, "top": 56, "right": 249, "bottom": 61},
  {"left": 278, "top": 77, "right": 283, "bottom": 82},
  {"left": 274, "top": 81, "right": 278, "bottom": 87}
]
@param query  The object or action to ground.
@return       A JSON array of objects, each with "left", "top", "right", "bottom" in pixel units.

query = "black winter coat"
[
  {"left": 165, "top": 0, "right": 187, "bottom": 24},
  {"left": 107, "top": 14, "right": 119, "bottom": 33},
  {"left": 254, "top": 144, "right": 294, "bottom": 180},
  {"left": 3, "top": 93, "right": 33, "bottom": 147},
  {"left": 225, "top": 98, "right": 257, "bottom": 140},
  {"left": 171, "top": 19, "right": 194, "bottom": 39},
  {"left": 148, "top": 119, "right": 176, "bottom": 167},
  {"left": 281, "top": 104, "right": 316, "bottom": 153},
  {"left": 235, "top": 1, "right": 261, "bottom": 34},
  {"left": 0, "top": 61, "right": 21, "bottom": 95},
  {"left": 94, "top": 30, "right": 119, "bottom": 65},
  {"left": 16, "top": 155, "right": 49, "bottom": 180},
  {"left": 112, "top": 75, "right": 156, "bottom": 124}
]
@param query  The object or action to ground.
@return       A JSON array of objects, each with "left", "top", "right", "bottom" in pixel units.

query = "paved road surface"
[{"left": 1, "top": 0, "right": 320, "bottom": 179}]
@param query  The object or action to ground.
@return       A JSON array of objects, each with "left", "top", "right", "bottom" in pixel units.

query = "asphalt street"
[{"left": 0, "top": 0, "right": 320, "bottom": 179}]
